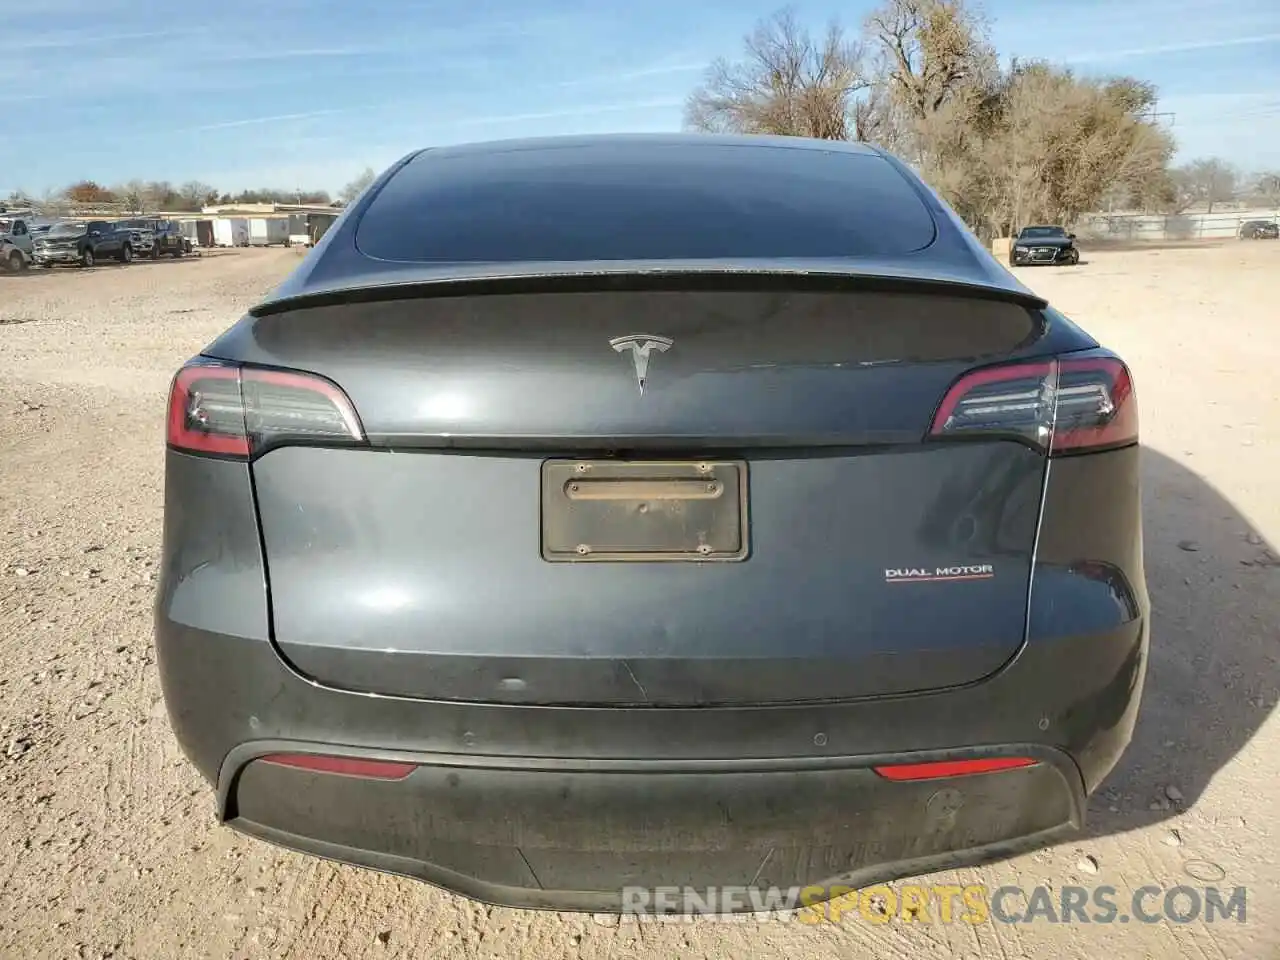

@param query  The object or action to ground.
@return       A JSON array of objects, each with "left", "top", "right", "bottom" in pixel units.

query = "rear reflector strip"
[
  {"left": 872, "top": 757, "right": 1038, "bottom": 781},
  {"left": 258, "top": 753, "right": 418, "bottom": 781},
  {"left": 257, "top": 754, "right": 1036, "bottom": 783}
]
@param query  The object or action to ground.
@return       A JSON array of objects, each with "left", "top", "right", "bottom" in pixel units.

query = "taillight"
[
  {"left": 929, "top": 354, "right": 1137, "bottom": 455},
  {"left": 1052, "top": 357, "right": 1138, "bottom": 452},
  {"left": 166, "top": 360, "right": 364, "bottom": 459}
]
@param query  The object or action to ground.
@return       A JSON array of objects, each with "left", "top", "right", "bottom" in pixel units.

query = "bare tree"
[
  {"left": 864, "top": 0, "right": 996, "bottom": 122},
  {"left": 1243, "top": 171, "right": 1280, "bottom": 208},
  {"left": 179, "top": 181, "right": 218, "bottom": 211},
  {"left": 880, "top": 57, "right": 1175, "bottom": 234},
  {"left": 113, "top": 180, "right": 146, "bottom": 213},
  {"left": 38, "top": 186, "right": 70, "bottom": 216},
  {"left": 142, "top": 180, "right": 176, "bottom": 211},
  {"left": 1108, "top": 121, "right": 1178, "bottom": 213},
  {"left": 685, "top": 0, "right": 1179, "bottom": 237},
  {"left": 340, "top": 168, "right": 377, "bottom": 204},
  {"left": 1171, "top": 158, "right": 1238, "bottom": 213},
  {"left": 685, "top": 8, "right": 869, "bottom": 140},
  {"left": 855, "top": 0, "right": 999, "bottom": 177}
]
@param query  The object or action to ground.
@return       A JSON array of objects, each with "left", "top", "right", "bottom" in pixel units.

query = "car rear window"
[{"left": 355, "top": 142, "right": 938, "bottom": 263}]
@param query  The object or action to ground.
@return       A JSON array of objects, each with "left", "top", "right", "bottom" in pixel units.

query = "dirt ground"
[{"left": 1, "top": 244, "right": 1277, "bottom": 959}]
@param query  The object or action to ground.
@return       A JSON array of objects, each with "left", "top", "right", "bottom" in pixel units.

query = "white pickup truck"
[{"left": 0, "top": 216, "right": 34, "bottom": 272}]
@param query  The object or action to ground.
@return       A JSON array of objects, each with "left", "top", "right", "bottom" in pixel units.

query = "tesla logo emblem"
[{"left": 610, "top": 334, "right": 672, "bottom": 394}]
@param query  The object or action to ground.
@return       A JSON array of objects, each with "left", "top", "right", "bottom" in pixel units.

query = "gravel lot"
[{"left": 2, "top": 244, "right": 1277, "bottom": 958}]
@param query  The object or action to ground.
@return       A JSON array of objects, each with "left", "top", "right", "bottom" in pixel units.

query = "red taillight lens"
[
  {"left": 929, "top": 355, "right": 1137, "bottom": 455},
  {"left": 258, "top": 753, "right": 417, "bottom": 780},
  {"left": 166, "top": 361, "right": 364, "bottom": 459},
  {"left": 872, "top": 757, "right": 1038, "bottom": 781},
  {"left": 166, "top": 363, "right": 249, "bottom": 457},
  {"left": 1052, "top": 357, "right": 1137, "bottom": 452}
]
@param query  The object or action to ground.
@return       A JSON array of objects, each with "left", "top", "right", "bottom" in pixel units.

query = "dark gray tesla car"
[{"left": 156, "top": 133, "right": 1147, "bottom": 914}]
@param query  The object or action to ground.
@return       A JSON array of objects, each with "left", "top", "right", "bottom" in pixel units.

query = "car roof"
[{"left": 417, "top": 132, "right": 883, "bottom": 160}]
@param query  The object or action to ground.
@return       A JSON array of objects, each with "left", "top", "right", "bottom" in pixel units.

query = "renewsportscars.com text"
[{"left": 617, "top": 883, "right": 1247, "bottom": 925}]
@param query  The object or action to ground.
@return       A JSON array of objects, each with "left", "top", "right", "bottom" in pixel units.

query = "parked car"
[
  {"left": 0, "top": 215, "right": 34, "bottom": 272},
  {"left": 156, "top": 133, "right": 1147, "bottom": 916},
  {"left": 32, "top": 220, "right": 133, "bottom": 267},
  {"left": 1009, "top": 224, "right": 1080, "bottom": 266},
  {"left": 117, "top": 218, "right": 189, "bottom": 258},
  {"left": 1238, "top": 219, "right": 1279, "bottom": 240}
]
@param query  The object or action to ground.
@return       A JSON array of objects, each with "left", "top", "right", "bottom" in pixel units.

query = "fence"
[{"left": 1075, "top": 208, "right": 1279, "bottom": 242}]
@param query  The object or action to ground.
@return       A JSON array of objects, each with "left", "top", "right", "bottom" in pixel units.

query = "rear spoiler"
[{"left": 249, "top": 258, "right": 1049, "bottom": 318}]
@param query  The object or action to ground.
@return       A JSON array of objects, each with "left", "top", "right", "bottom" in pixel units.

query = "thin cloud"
[
  {"left": 620, "top": 62, "right": 707, "bottom": 80},
  {"left": 457, "top": 98, "right": 685, "bottom": 127},
  {"left": 1161, "top": 91, "right": 1280, "bottom": 108},
  {"left": 189, "top": 109, "right": 350, "bottom": 132},
  {"left": 1066, "top": 33, "right": 1280, "bottom": 63},
  {"left": 0, "top": 27, "right": 195, "bottom": 51},
  {"left": 210, "top": 46, "right": 385, "bottom": 62},
  {"left": 557, "top": 61, "right": 707, "bottom": 88},
  {"left": 195, "top": 16, "right": 569, "bottom": 65},
  {"left": 0, "top": 0, "right": 130, "bottom": 14}
]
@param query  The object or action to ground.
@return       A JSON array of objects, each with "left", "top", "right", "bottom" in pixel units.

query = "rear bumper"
[
  {"left": 157, "top": 612, "right": 1145, "bottom": 911},
  {"left": 224, "top": 739, "right": 1083, "bottom": 913}
]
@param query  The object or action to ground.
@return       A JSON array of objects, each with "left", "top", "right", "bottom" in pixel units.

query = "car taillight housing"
[
  {"left": 166, "top": 360, "right": 365, "bottom": 459},
  {"left": 929, "top": 353, "right": 1137, "bottom": 455}
]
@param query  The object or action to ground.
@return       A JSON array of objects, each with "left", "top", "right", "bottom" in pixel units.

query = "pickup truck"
[
  {"left": 116, "top": 218, "right": 189, "bottom": 258},
  {"left": 0, "top": 216, "right": 34, "bottom": 272},
  {"left": 32, "top": 220, "right": 134, "bottom": 268},
  {"left": 115, "top": 221, "right": 156, "bottom": 258}
]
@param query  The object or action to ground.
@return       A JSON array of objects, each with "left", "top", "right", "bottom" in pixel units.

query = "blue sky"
[{"left": 1, "top": 0, "right": 1277, "bottom": 194}]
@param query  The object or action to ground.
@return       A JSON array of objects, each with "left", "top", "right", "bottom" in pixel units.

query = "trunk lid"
[
  {"left": 226, "top": 282, "right": 1043, "bottom": 447},
  {"left": 222, "top": 281, "right": 1051, "bottom": 706}
]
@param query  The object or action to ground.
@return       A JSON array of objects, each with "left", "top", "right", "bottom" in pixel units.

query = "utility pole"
[{"left": 1143, "top": 99, "right": 1175, "bottom": 127}]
